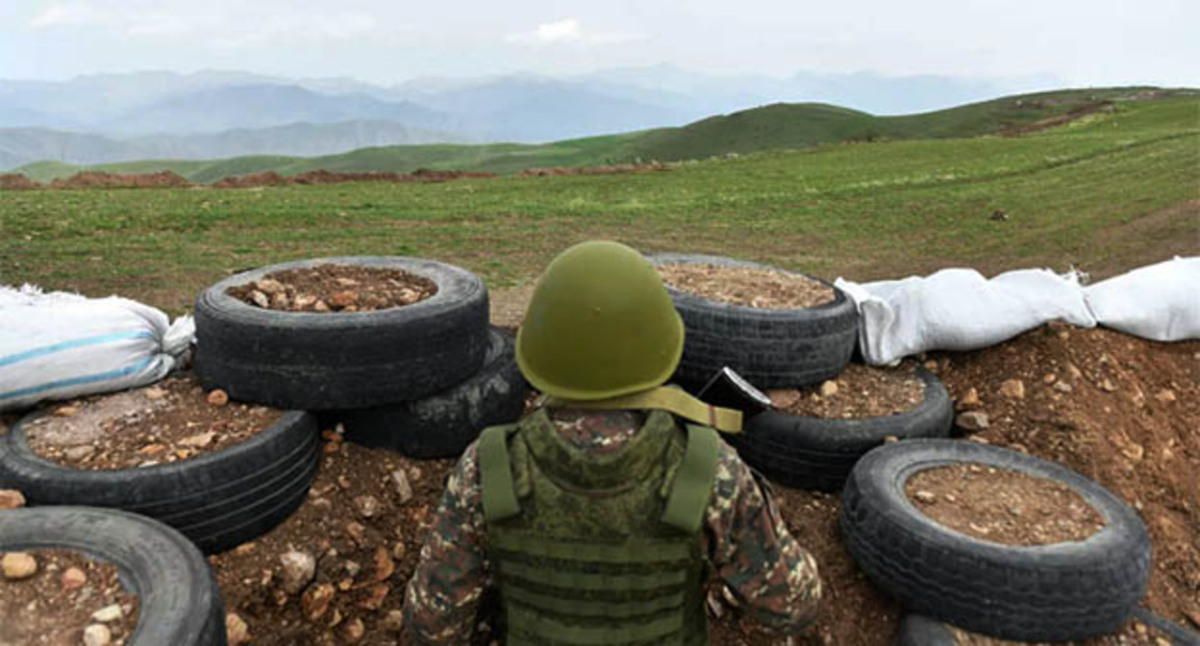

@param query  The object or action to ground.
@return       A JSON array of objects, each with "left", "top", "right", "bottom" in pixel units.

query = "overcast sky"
[{"left": 1, "top": 0, "right": 1195, "bottom": 86}]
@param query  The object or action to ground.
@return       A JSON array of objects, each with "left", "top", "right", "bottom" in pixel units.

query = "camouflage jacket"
[{"left": 402, "top": 409, "right": 822, "bottom": 644}]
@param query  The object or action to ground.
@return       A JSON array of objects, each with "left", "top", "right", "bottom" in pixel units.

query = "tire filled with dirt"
[
  {"left": 840, "top": 439, "right": 1151, "bottom": 642},
  {"left": 649, "top": 253, "right": 858, "bottom": 389},
  {"left": 731, "top": 365, "right": 953, "bottom": 491},
  {"left": 194, "top": 257, "right": 490, "bottom": 410},
  {"left": 325, "top": 327, "right": 528, "bottom": 459},
  {"left": 0, "top": 382, "right": 319, "bottom": 554},
  {"left": 0, "top": 506, "right": 226, "bottom": 645}
]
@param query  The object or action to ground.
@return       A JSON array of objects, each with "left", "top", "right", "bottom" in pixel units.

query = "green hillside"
[{"left": 13, "top": 87, "right": 1196, "bottom": 183}]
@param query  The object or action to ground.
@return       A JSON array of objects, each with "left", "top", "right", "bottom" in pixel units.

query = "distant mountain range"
[{"left": 0, "top": 65, "right": 1058, "bottom": 170}]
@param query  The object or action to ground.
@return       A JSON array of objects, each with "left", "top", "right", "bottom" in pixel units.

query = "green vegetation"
[
  {"left": 2, "top": 94, "right": 1196, "bottom": 317},
  {"left": 15, "top": 87, "right": 1193, "bottom": 183}
]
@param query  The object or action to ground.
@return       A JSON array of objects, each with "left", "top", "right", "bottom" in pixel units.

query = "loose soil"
[
  {"left": 24, "top": 376, "right": 281, "bottom": 471},
  {"left": 658, "top": 263, "right": 835, "bottom": 309},
  {"left": 768, "top": 363, "right": 925, "bottom": 418},
  {"left": 4, "top": 325, "right": 1194, "bottom": 644},
  {"left": 226, "top": 265, "right": 437, "bottom": 313},
  {"left": 0, "top": 173, "right": 40, "bottom": 190},
  {"left": 905, "top": 463, "right": 1106, "bottom": 546},
  {"left": 48, "top": 171, "right": 190, "bottom": 190},
  {"left": 0, "top": 548, "right": 139, "bottom": 645},
  {"left": 206, "top": 429, "right": 459, "bottom": 646}
]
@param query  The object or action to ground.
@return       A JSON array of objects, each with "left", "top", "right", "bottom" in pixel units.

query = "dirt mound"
[
  {"left": 213, "top": 168, "right": 497, "bottom": 188},
  {"left": 518, "top": 162, "right": 673, "bottom": 177},
  {"left": 1000, "top": 101, "right": 1117, "bottom": 137},
  {"left": 211, "top": 171, "right": 292, "bottom": 189},
  {"left": 0, "top": 173, "right": 41, "bottom": 190},
  {"left": 49, "top": 171, "right": 190, "bottom": 189}
]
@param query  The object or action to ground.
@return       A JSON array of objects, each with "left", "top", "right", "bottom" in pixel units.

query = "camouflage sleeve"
[
  {"left": 704, "top": 443, "right": 822, "bottom": 632},
  {"left": 402, "top": 442, "right": 491, "bottom": 645}
]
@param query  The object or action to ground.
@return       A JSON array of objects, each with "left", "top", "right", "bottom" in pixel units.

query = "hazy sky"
[{"left": 1, "top": 0, "right": 1195, "bottom": 86}]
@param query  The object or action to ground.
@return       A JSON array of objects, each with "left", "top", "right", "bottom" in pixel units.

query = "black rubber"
[
  {"left": 730, "top": 367, "right": 953, "bottom": 491},
  {"left": 0, "top": 506, "right": 226, "bottom": 645},
  {"left": 648, "top": 253, "right": 859, "bottom": 389},
  {"left": 325, "top": 327, "right": 528, "bottom": 459},
  {"left": 894, "top": 615, "right": 955, "bottom": 646},
  {"left": 0, "top": 410, "right": 319, "bottom": 554},
  {"left": 194, "top": 256, "right": 490, "bottom": 410},
  {"left": 896, "top": 611, "right": 1200, "bottom": 646},
  {"left": 841, "top": 439, "right": 1152, "bottom": 642}
]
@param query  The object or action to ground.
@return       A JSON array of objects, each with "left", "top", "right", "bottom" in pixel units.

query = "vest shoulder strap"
[
  {"left": 479, "top": 423, "right": 522, "bottom": 523},
  {"left": 661, "top": 424, "right": 721, "bottom": 533}
]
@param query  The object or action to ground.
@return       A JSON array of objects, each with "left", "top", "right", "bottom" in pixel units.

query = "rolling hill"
[{"left": 14, "top": 87, "right": 1196, "bottom": 183}]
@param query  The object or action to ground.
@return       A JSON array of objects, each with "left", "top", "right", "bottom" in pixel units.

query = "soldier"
[{"left": 403, "top": 240, "right": 821, "bottom": 644}]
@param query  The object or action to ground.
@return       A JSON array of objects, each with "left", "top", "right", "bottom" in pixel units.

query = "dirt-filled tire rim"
[
  {"left": 0, "top": 506, "right": 226, "bottom": 645},
  {"left": 840, "top": 439, "right": 1151, "bottom": 642}
]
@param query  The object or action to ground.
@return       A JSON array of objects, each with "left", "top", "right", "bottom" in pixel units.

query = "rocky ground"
[{"left": 1, "top": 324, "right": 1196, "bottom": 645}]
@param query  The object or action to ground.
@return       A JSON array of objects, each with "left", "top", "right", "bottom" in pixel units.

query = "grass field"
[
  {"left": 2, "top": 95, "right": 1197, "bottom": 316},
  {"left": 15, "top": 87, "right": 1191, "bottom": 183}
]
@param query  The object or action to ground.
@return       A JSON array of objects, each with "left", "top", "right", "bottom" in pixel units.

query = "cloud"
[
  {"left": 26, "top": 2, "right": 385, "bottom": 47},
  {"left": 506, "top": 18, "right": 644, "bottom": 46},
  {"left": 28, "top": 2, "right": 100, "bottom": 29}
]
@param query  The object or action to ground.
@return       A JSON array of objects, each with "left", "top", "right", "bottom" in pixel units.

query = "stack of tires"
[
  {"left": 649, "top": 253, "right": 954, "bottom": 491},
  {"left": 194, "top": 257, "right": 527, "bottom": 459}
]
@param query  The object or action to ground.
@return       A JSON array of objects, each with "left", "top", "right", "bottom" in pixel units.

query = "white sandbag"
[
  {"left": 1085, "top": 257, "right": 1200, "bottom": 341},
  {"left": 0, "top": 284, "right": 194, "bottom": 412},
  {"left": 835, "top": 268, "right": 1096, "bottom": 366}
]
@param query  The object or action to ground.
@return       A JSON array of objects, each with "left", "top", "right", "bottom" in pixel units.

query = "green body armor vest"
[{"left": 478, "top": 409, "right": 721, "bottom": 646}]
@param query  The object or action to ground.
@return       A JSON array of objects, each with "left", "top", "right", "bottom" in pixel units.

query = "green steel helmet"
[{"left": 517, "top": 240, "right": 684, "bottom": 401}]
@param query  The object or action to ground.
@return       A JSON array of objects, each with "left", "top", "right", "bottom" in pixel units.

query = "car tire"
[
  {"left": 0, "top": 410, "right": 319, "bottom": 554},
  {"left": 325, "top": 327, "right": 528, "bottom": 459},
  {"left": 841, "top": 439, "right": 1151, "bottom": 642},
  {"left": 730, "top": 367, "right": 952, "bottom": 491},
  {"left": 647, "top": 253, "right": 859, "bottom": 389},
  {"left": 0, "top": 506, "right": 227, "bottom": 645},
  {"left": 194, "top": 256, "right": 490, "bottom": 410}
]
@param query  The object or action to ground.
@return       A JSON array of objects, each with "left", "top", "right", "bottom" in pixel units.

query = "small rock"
[
  {"left": 372, "top": 545, "right": 395, "bottom": 582},
  {"left": 999, "top": 379, "right": 1025, "bottom": 400},
  {"left": 1101, "top": 379, "right": 1117, "bottom": 392},
  {"left": 382, "top": 609, "right": 405, "bottom": 632},
  {"left": 346, "top": 522, "right": 366, "bottom": 544},
  {"left": 279, "top": 550, "right": 316, "bottom": 595},
  {"left": 144, "top": 387, "right": 167, "bottom": 400},
  {"left": 54, "top": 405, "right": 79, "bottom": 417},
  {"left": 337, "top": 577, "right": 353, "bottom": 591},
  {"left": 226, "top": 613, "right": 252, "bottom": 646},
  {"left": 233, "top": 542, "right": 256, "bottom": 556},
  {"left": 294, "top": 294, "right": 317, "bottom": 309},
  {"left": 330, "top": 291, "right": 358, "bottom": 309},
  {"left": 957, "top": 387, "right": 981, "bottom": 410},
  {"left": 967, "top": 522, "right": 991, "bottom": 535},
  {"left": 2, "top": 552, "right": 38, "bottom": 579},
  {"left": 358, "top": 583, "right": 390, "bottom": 610},
  {"left": 818, "top": 380, "right": 838, "bottom": 397},
  {"left": 1121, "top": 443, "right": 1145, "bottom": 462},
  {"left": 313, "top": 300, "right": 331, "bottom": 313},
  {"left": 179, "top": 431, "right": 216, "bottom": 448},
  {"left": 1053, "top": 381, "right": 1074, "bottom": 393},
  {"left": 64, "top": 445, "right": 95, "bottom": 462},
  {"left": 61, "top": 567, "right": 87, "bottom": 589},
  {"left": 138, "top": 443, "right": 168, "bottom": 456},
  {"left": 391, "top": 470, "right": 413, "bottom": 505},
  {"left": 271, "top": 292, "right": 291, "bottom": 309},
  {"left": 255, "top": 278, "right": 286, "bottom": 295},
  {"left": 344, "top": 560, "right": 361, "bottom": 577},
  {"left": 1066, "top": 363, "right": 1083, "bottom": 379},
  {"left": 990, "top": 209, "right": 1008, "bottom": 221},
  {"left": 392, "top": 542, "right": 407, "bottom": 561},
  {"left": 342, "top": 618, "right": 365, "bottom": 643},
  {"left": 353, "top": 495, "right": 381, "bottom": 518},
  {"left": 955, "top": 411, "right": 990, "bottom": 432},
  {"left": 1043, "top": 373, "right": 1057, "bottom": 384},
  {"left": 766, "top": 389, "right": 801, "bottom": 410},
  {"left": 92, "top": 603, "right": 123, "bottom": 622},
  {"left": 249, "top": 290, "right": 270, "bottom": 308},
  {"left": 0, "top": 489, "right": 26, "bottom": 510},
  {"left": 913, "top": 490, "right": 936, "bottom": 504},
  {"left": 302, "top": 583, "right": 336, "bottom": 621},
  {"left": 1154, "top": 389, "right": 1176, "bottom": 403},
  {"left": 207, "top": 389, "right": 230, "bottom": 407},
  {"left": 923, "top": 359, "right": 938, "bottom": 372},
  {"left": 83, "top": 624, "right": 112, "bottom": 646},
  {"left": 1058, "top": 330, "right": 1069, "bottom": 340},
  {"left": 1186, "top": 608, "right": 1200, "bottom": 629}
]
